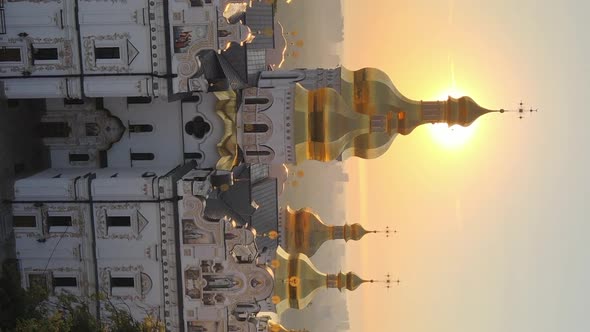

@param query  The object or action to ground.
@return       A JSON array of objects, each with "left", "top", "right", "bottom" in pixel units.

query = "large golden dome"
[{"left": 293, "top": 68, "right": 501, "bottom": 162}]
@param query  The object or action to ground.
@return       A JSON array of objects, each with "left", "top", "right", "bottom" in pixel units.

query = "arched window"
[
  {"left": 184, "top": 152, "right": 203, "bottom": 160},
  {"left": 245, "top": 97, "right": 270, "bottom": 105},
  {"left": 245, "top": 150, "right": 271, "bottom": 156},
  {"left": 243, "top": 123, "right": 269, "bottom": 133}
]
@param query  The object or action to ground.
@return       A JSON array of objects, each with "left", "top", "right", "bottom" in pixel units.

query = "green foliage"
[
  {"left": 105, "top": 302, "right": 142, "bottom": 332},
  {"left": 0, "top": 260, "right": 48, "bottom": 331}
]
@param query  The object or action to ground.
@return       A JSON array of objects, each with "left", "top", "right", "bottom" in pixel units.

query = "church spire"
[
  {"left": 326, "top": 271, "right": 372, "bottom": 291},
  {"left": 271, "top": 247, "right": 380, "bottom": 314},
  {"left": 282, "top": 206, "right": 380, "bottom": 257}
]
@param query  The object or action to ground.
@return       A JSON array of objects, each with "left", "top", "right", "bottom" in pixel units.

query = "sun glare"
[
  {"left": 428, "top": 89, "right": 477, "bottom": 149},
  {"left": 429, "top": 122, "right": 477, "bottom": 149}
]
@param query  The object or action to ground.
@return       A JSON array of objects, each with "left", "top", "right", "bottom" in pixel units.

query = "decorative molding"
[
  {"left": 95, "top": 203, "right": 146, "bottom": 240},
  {"left": 2, "top": 37, "right": 75, "bottom": 73},
  {"left": 83, "top": 33, "right": 130, "bottom": 72}
]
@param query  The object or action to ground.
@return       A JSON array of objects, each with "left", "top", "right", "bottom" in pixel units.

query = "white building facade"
[
  {"left": 0, "top": 0, "right": 260, "bottom": 100},
  {"left": 11, "top": 163, "right": 196, "bottom": 329}
]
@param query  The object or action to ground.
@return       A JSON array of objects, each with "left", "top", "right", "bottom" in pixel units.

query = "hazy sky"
[{"left": 337, "top": 1, "right": 590, "bottom": 332}]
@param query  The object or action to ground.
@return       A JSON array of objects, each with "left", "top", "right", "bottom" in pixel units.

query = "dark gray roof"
[
  {"left": 249, "top": 164, "right": 270, "bottom": 184},
  {"left": 204, "top": 164, "right": 253, "bottom": 224},
  {"left": 203, "top": 165, "right": 278, "bottom": 253},
  {"left": 244, "top": 2, "right": 275, "bottom": 49},
  {"left": 251, "top": 178, "right": 278, "bottom": 252},
  {"left": 217, "top": 44, "right": 249, "bottom": 90}
]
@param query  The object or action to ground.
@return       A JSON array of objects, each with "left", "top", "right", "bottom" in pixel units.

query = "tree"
[
  {"left": 0, "top": 259, "right": 162, "bottom": 332},
  {"left": 0, "top": 260, "right": 48, "bottom": 331}
]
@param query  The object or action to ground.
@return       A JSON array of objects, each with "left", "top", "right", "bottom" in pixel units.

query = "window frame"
[
  {"left": 12, "top": 212, "right": 42, "bottom": 234},
  {"left": 103, "top": 209, "right": 141, "bottom": 237},
  {"left": 109, "top": 273, "right": 139, "bottom": 297},
  {"left": 26, "top": 272, "right": 51, "bottom": 291},
  {"left": 52, "top": 276, "right": 78, "bottom": 288},
  {"left": 46, "top": 213, "right": 76, "bottom": 233},
  {"left": 94, "top": 46, "right": 121, "bottom": 60},
  {"left": 0, "top": 46, "right": 24, "bottom": 65},
  {"left": 106, "top": 215, "right": 132, "bottom": 228},
  {"left": 31, "top": 46, "right": 59, "bottom": 64},
  {"left": 93, "top": 41, "right": 125, "bottom": 66},
  {"left": 13, "top": 215, "right": 38, "bottom": 228}
]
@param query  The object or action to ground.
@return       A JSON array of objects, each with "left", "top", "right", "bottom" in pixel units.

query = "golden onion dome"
[
  {"left": 293, "top": 67, "right": 503, "bottom": 162},
  {"left": 272, "top": 247, "right": 374, "bottom": 314},
  {"left": 282, "top": 206, "right": 376, "bottom": 257}
]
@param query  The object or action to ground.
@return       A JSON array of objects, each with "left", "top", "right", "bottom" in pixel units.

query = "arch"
[
  {"left": 243, "top": 145, "right": 275, "bottom": 164},
  {"left": 244, "top": 97, "right": 270, "bottom": 105},
  {"left": 243, "top": 123, "right": 269, "bottom": 133},
  {"left": 242, "top": 113, "right": 273, "bottom": 143}
]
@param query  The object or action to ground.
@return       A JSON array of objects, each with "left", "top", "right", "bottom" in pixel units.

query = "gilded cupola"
[
  {"left": 282, "top": 206, "right": 378, "bottom": 257},
  {"left": 271, "top": 247, "right": 374, "bottom": 314},
  {"left": 293, "top": 67, "right": 504, "bottom": 162}
]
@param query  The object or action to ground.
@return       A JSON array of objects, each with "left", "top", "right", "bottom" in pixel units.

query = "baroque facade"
[{"left": 1, "top": 1, "right": 504, "bottom": 331}]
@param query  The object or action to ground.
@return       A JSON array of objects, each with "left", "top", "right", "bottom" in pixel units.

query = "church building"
[{"left": 0, "top": 1, "right": 505, "bottom": 331}]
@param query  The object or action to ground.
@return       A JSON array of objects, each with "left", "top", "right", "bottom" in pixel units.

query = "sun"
[
  {"left": 429, "top": 122, "right": 477, "bottom": 149},
  {"left": 428, "top": 89, "right": 478, "bottom": 149}
]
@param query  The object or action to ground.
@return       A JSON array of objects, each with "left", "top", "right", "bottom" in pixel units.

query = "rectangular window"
[
  {"left": 127, "top": 96, "right": 152, "bottom": 104},
  {"left": 130, "top": 152, "right": 154, "bottom": 161},
  {"left": 47, "top": 215, "right": 72, "bottom": 227},
  {"left": 95, "top": 47, "right": 120, "bottom": 60},
  {"left": 33, "top": 47, "right": 58, "bottom": 61},
  {"left": 64, "top": 98, "right": 84, "bottom": 105},
  {"left": 0, "top": 47, "right": 21, "bottom": 62},
  {"left": 69, "top": 153, "right": 90, "bottom": 162},
  {"left": 0, "top": 8, "right": 6, "bottom": 35},
  {"left": 53, "top": 277, "right": 77, "bottom": 288},
  {"left": 111, "top": 277, "right": 135, "bottom": 288},
  {"left": 107, "top": 216, "right": 131, "bottom": 227},
  {"left": 13, "top": 215, "right": 36, "bottom": 228}
]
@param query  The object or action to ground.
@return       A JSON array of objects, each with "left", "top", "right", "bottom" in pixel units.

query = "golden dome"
[
  {"left": 272, "top": 247, "right": 372, "bottom": 314},
  {"left": 293, "top": 67, "right": 502, "bottom": 162},
  {"left": 282, "top": 207, "right": 375, "bottom": 257}
]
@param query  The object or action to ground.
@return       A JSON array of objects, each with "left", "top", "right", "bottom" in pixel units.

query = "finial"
[
  {"left": 384, "top": 273, "right": 401, "bottom": 290},
  {"left": 377, "top": 226, "right": 397, "bottom": 238},
  {"left": 500, "top": 101, "right": 538, "bottom": 120}
]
